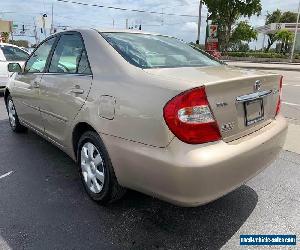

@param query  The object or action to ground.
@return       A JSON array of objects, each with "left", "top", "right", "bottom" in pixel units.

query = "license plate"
[{"left": 244, "top": 99, "right": 264, "bottom": 126}]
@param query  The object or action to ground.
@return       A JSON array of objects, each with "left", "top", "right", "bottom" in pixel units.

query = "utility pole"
[
  {"left": 33, "top": 17, "right": 38, "bottom": 45},
  {"left": 126, "top": 19, "right": 128, "bottom": 29},
  {"left": 196, "top": 0, "right": 203, "bottom": 44},
  {"left": 51, "top": 3, "right": 54, "bottom": 34},
  {"left": 290, "top": 0, "right": 300, "bottom": 62}
]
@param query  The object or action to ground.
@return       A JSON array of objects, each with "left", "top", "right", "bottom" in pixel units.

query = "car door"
[
  {"left": 38, "top": 32, "right": 92, "bottom": 145},
  {"left": 12, "top": 37, "right": 57, "bottom": 132}
]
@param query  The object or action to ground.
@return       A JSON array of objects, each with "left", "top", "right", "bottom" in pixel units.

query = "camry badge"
[{"left": 254, "top": 80, "right": 262, "bottom": 92}]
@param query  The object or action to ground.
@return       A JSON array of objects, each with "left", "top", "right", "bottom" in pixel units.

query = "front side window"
[
  {"left": 1, "top": 45, "right": 29, "bottom": 61},
  {"left": 49, "top": 34, "right": 91, "bottom": 74},
  {"left": 25, "top": 37, "right": 56, "bottom": 73},
  {"left": 101, "top": 32, "right": 221, "bottom": 69}
]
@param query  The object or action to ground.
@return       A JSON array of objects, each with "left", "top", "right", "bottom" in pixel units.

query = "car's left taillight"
[
  {"left": 163, "top": 86, "right": 221, "bottom": 144},
  {"left": 275, "top": 76, "right": 283, "bottom": 116}
]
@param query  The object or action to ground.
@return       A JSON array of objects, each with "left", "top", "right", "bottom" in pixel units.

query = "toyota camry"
[{"left": 5, "top": 29, "right": 288, "bottom": 206}]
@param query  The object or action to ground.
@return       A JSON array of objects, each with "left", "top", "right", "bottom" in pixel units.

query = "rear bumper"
[{"left": 103, "top": 115, "right": 288, "bottom": 207}]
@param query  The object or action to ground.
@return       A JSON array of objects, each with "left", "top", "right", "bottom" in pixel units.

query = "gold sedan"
[{"left": 5, "top": 29, "right": 287, "bottom": 206}]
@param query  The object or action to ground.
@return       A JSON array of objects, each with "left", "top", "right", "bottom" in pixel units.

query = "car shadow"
[
  {"left": 0, "top": 119, "right": 258, "bottom": 250},
  {"left": 104, "top": 186, "right": 257, "bottom": 249}
]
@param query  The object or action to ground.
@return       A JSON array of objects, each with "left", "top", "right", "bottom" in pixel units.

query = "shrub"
[{"left": 225, "top": 52, "right": 288, "bottom": 58}]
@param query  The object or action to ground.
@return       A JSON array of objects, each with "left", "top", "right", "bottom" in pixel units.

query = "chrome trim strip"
[{"left": 236, "top": 90, "right": 272, "bottom": 103}]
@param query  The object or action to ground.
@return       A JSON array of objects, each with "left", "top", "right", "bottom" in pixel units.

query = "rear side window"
[
  {"left": 77, "top": 50, "right": 92, "bottom": 74},
  {"left": 49, "top": 34, "right": 91, "bottom": 74},
  {"left": 1, "top": 45, "right": 29, "bottom": 61},
  {"left": 101, "top": 32, "right": 220, "bottom": 69},
  {"left": 25, "top": 37, "right": 56, "bottom": 73}
]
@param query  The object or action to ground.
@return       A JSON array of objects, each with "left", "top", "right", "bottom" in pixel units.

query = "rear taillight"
[
  {"left": 163, "top": 87, "right": 221, "bottom": 144},
  {"left": 275, "top": 76, "right": 283, "bottom": 116}
]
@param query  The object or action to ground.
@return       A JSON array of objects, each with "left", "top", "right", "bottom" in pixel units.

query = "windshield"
[
  {"left": 101, "top": 32, "right": 221, "bottom": 69},
  {"left": 1, "top": 45, "right": 29, "bottom": 61}
]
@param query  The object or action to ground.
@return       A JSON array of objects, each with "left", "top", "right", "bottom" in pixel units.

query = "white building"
[{"left": 256, "top": 23, "right": 300, "bottom": 51}]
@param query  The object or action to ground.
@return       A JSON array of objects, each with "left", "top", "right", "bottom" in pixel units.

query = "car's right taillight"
[
  {"left": 163, "top": 87, "right": 221, "bottom": 144},
  {"left": 275, "top": 76, "right": 283, "bottom": 116}
]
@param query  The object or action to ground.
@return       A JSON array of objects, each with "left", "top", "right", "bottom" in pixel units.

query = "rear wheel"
[
  {"left": 77, "top": 131, "right": 126, "bottom": 204},
  {"left": 6, "top": 95, "right": 27, "bottom": 133}
]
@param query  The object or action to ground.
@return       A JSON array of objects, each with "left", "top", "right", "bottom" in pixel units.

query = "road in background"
[{"left": 0, "top": 70, "right": 299, "bottom": 249}]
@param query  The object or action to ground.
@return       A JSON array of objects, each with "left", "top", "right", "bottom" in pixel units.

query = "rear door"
[{"left": 38, "top": 32, "right": 92, "bottom": 145}]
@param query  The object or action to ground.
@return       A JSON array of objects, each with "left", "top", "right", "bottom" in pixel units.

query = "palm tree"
[{"left": 275, "top": 29, "right": 294, "bottom": 54}]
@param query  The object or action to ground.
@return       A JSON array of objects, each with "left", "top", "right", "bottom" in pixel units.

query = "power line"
[{"left": 56, "top": 0, "right": 199, "bottom": 18}]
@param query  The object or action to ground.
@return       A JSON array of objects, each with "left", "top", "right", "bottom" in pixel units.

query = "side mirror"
[{"left": 8, "top": 63, "right": 22, "bottom": 73}]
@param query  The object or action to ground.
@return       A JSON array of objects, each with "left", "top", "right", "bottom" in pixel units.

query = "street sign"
[
  {"left": 270, "top": 23, "right": 286, "bottom": 31},
  {"left": 36, "top": 15, "right": 51, "bottom": 29},
  {"left": 206, "top": 25, "right": 219, "bottom": 51},
  {"left": 208, "top": 25, "right": 218, "bottom": 39}
]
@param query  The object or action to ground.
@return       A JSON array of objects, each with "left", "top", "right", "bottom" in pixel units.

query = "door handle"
[
  {"left": 71, "top": 88, "right": 84, "bottom": 94},
  {"left": 33, "top": 81, "right": 40, "bottom": 88}
]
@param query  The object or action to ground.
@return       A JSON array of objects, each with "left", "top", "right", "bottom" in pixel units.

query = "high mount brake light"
[{"left": 163, "top": 87, "right": 221, "bottom": 144}]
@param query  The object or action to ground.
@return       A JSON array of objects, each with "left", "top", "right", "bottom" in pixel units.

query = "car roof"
[
  {"left": 0, "top": 42, "right": 22, "bottom": 48},
  {"left": 55, "top": 28, "right": 172, "bottom": 39},
  {"left": 0, "top": 42, "right": 29, "bottom": 53}
]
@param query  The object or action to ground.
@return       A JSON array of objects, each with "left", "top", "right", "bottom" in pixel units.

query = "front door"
[
  {"left": 12, "top": 37, "right": 57, "bottom": 132},
  {"left": 38, "top": 32, "right": 92, "bottom": 145}
]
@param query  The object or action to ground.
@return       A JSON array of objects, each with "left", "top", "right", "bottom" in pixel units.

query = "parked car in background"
[
  {"left": 0, "top": 43, "right": 29, "bottom": 93},
  {"left": 5, "top": 29, "right": 287, "bottom": 207}
]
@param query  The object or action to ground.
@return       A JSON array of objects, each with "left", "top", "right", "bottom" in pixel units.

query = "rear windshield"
[
  {"left": 101, "top": 32, "right": 220, "bottom": 69},
  {"left": 1, "top": 45, "right": 29, "bottom": 61}
]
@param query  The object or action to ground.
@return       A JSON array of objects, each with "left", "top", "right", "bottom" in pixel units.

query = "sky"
[{"left": 0, "top": 0, "right": 299, "bottom": 48}]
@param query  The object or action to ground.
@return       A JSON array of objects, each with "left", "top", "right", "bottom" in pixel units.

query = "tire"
[
  {"left": 6, "top": 95, "right": 27, "bottom": 133},
  {"left": 77, "top": 131, "right": 126, "bottom": 204}
]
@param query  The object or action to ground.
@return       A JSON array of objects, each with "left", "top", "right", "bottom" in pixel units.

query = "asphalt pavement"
[{"left": 0, "top": 69, "right": 299, "bottom": 249}]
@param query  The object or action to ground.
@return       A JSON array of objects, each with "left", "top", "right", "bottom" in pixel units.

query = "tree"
[
  {"left": 280, "top": 11, "right": 297, "bottom": 23},
  {"left": 265, "top": 10, "right": 297, "bottom": 51},
  {"left": 1, "top": 32, "right": 10, "bottom": 43},
  {"left": 274, "top": 29, "right": 294, "bottom": 54},
  {"left": 229, "top": 42, "right": 250, "bottom": 52},
  {"left": 230, "top": 21, "right": 257, "bottom": 44},
  {"left": 202, "top": 0, "right": 262, "bottom": 51},
  {"left": 9, "top": 40, "right": 29, "bottom": 48}
]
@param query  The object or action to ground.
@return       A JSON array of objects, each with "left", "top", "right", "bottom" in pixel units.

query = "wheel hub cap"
[
  {"left": 80, "top": 142, "right": 105, "bottom": 194},
  {"left": 8, "top": 100, "right": 16, "bottom": 128}
]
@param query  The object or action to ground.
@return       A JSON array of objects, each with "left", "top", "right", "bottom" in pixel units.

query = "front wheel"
[
  {"left": 6, "top": 95, "right": 27, "bottom": 133},
  {"left": 77, "top": 131, "right": 126, "bottom": 204}
]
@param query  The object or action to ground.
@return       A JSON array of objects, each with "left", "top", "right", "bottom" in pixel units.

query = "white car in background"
[{"left": 0, "top": 43, "right": 29, "bottom": 93}]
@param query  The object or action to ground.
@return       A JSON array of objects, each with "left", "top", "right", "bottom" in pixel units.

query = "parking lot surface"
[{"left": 0, "top": 69, "right": 299, "bottom": 249}]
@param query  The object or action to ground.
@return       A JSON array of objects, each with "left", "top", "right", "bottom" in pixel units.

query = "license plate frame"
[{"left": 244, "top": 98, "right": 264, "bottom": 126}]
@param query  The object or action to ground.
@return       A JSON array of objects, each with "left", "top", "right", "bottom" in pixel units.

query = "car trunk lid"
[{"left": 144, "top": 65, "right": 281, "bottom": 142}]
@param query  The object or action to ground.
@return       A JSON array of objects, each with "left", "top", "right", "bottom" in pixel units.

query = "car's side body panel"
[
  {"left": 39, "top": 74, "right": 92, "bottom": 146},
  {"left": 10, "top": 73, "right": 44, "bottom": 132}
]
